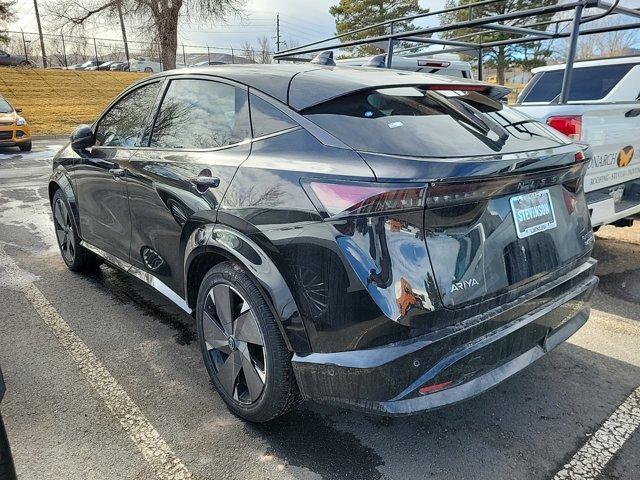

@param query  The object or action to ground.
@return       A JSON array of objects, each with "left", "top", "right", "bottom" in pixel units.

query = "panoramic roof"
[{"left": 157, "top": 64, "right": 503, "bottom": 110}]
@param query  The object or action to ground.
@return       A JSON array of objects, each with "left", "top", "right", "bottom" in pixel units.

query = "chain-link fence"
[{"left": 2, "top": 30, "right": 274, "bottom": 70}]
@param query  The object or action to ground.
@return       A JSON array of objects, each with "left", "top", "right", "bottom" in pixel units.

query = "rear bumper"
[
  {"left": 587, "top": 177, "right": 640, "bottom": 227},
  {"left": 292, "top": 259, "right": 598, "bottom": 415}
]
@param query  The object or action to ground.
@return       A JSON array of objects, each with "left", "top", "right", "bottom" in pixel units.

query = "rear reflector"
[
  {"left": 547, "top": 115, "right": 582, "bottom": 141},
  {"left": 419, "top": 380, "right": 453, "bottom": 395},
  {"left": 305, "top": 181, "right": 426, "bottom": 218}
]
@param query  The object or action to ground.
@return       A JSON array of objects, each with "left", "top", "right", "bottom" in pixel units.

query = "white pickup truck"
[{"left": 515, "top": 56, "right": 640, "bottom": 228}]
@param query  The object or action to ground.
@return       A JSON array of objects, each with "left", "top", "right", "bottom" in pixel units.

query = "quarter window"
[
  {"left": 249, "top": 94, "right": 298, "bottom": 137},
  {"left": 150, "top": 79, "right": 250, "bottom": 149},
  {"left": 95, "top": 82, "right": 160, "bottom": 147},
  {"left": 518, "top": 64, "right": 634, "bottom": 102}
]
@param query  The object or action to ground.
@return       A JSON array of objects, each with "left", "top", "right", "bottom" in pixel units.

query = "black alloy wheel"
[
  {"left": 53, "top": 195, "right": 76, "bottom": 265},
  {"left": 202, "top": 283, "right": 267, "bottom": 404},
  {"left": 51, "top": 189, "right": 99, "bottom": 272},
  {"left": 197, "top": 262, "right": 300, "bottom": 422}
]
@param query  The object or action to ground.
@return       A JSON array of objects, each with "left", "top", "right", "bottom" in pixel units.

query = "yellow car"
[{"left": 0, "top": 95, "right": 31, "bottom": 151}]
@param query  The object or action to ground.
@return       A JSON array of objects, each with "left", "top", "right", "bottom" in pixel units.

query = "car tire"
[
  {"left": 197, "top": 261, "right": 300, "bottom": 422},
  {"left": 18, "top": 142, "right": 31, "bottom": 152},
  {"left": 52, "top": 189, "right": 100, "bottom": 272},
  {"left": 144, "top": 67, "right": 153, "bottom": 73}
]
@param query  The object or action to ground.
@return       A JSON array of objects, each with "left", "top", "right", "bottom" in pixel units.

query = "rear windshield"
[
  {"left": 518, "top": 64, "right": 634, "bottom": 103},
  {"left": 302, "top": 87, "right": 568, "bottom": 158}
]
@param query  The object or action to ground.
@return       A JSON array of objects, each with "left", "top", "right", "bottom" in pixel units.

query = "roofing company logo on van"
[
  {"left": 617, "top": 146, "right": 634, "bottom": 167},
  {"left": 450, "top": 278, "right": 479, "bottom": 293}
]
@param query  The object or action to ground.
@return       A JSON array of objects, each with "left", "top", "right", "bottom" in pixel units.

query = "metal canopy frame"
[{"left": 273, "top": 0, "right": 640, "bottom": 104}]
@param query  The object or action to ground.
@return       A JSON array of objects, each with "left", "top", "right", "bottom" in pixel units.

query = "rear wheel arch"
[
  {"left": 184, "top": 226, "right": 312, "bottom": 353},
  {"left": 49, "top": 173, "right": 81, "bottom": 236}
]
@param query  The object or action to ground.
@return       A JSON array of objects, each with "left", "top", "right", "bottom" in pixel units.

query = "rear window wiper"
[{"left": 432, "top": 92, "right": 509, "bottom": 141}]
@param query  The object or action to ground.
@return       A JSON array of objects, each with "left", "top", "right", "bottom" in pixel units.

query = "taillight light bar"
[
  {"left": 303, "top": 181, "right": 426, "bottom": 219},
  {"left": 547, "top": 115, "right": 582, "bottom": 141},
  {"left": 417, "top": 60, "right": 451, "bottom": 68}
]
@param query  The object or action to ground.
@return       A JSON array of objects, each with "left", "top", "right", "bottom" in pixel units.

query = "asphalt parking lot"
[{"left": 0, "top": 138, "right": 638, "bottom": 480}]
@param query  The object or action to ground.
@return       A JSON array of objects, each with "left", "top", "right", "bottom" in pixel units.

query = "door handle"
[
  {"left": 108, "top": 167, "right": 126, "bottom": 179},
  {"left": 625, "top": 108, "right": 640, "bottom": 118},
  {"left": 191, "top": 176, "right": 220, "bottom": 192}
]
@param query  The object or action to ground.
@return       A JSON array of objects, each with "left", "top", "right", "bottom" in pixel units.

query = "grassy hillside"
[{"left": 0, "top": 68, "right": 148, "bottom": 135}]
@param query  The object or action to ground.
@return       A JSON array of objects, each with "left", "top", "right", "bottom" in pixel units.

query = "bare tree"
[
  {"left": 0, "top": 0, "right": 15, "bottom": 44},
  {"left": 45, "top": 0, "right": 245, "bottom": 69},
  {"left": 240, "top": 40, "right": 254, "bottom": 63},
  {"left": 256, "top": 35, "right": 271, "bottom": 64},
  {"left": 551, "top": 14, "right": 640, "bottom": 62}
]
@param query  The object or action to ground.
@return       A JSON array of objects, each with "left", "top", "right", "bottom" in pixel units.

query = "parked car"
[
  {"left": 49, "top": 65, "right": 597, "bottom": 422},
  {"left": 0, "top": 367, "right": 17, "bottom": 480},
  {"left": 68, "top": 60, "right": 101, "bottom": 71},
  {"left": 337, "top": 54, "right": 473, "bottom": 78},
  {"left": 0, "top": 95, "right": 31, "bottom": 151},
  {"left": 129, "top": 57, "right": 162, "bottom": 73},
  {"left": 0, "top": 49, "right": 31, "bottom": 67},
  {"left": 86, "top": 61, "right": 119, "bottom": 71},
  {"left": 191, "top": 60, "right": 226, "bottom": 67},
  {"left": 110, "top": 61, "right": 130, "bottom": 71},
  {"left": 515, "top": 56, "right": 640, "bottom": 228}
]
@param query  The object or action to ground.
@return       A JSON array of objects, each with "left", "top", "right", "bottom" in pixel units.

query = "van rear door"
[{"left": 517, "top": 63, "right": 640, "bottom": 195}]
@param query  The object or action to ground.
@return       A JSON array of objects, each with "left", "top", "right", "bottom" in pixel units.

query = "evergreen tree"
[
  {"left": 440, "top": 0, "right": 556, "bottom": 84},
  {"left": 330, "top": 0, "right": 429, "bottom": 56}
]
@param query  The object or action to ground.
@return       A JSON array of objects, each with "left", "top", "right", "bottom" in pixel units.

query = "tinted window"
[
  {"left": 519, "top": 64, "right": 634, "bottom": 102},
  {"left": 303, "top": 86, "right": 568, "bottom": 157},
  {"left": 150, "top": 79, "right": 250, "bottom": 149},
  {"left": 250, "top": 94, "right": 298, "bottom": 137},
  {"left": 95, "top": 82, "right": 160, "bottom": 147}
]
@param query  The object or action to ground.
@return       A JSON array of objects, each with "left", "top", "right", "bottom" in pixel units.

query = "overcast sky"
[
  {"left": 10, "top": 0, "right": 444, "bottom": 51},
  {"left": 9, "top": 0, "right": 640, "bottom": 52}
]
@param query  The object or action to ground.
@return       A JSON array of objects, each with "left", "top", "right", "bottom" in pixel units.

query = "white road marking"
[
  {"left": 553, "top": 385, "right": 640, "bottom": 480},
  {"left": 0, "top": 247, "right": 192, "bottom": 480}
]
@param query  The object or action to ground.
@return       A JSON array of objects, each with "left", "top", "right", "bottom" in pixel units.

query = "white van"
[
  {"left": 336, "top": 54, "right": 473, "bottom": 79},
  {"left": 515, "top": 56, "right": 640, "bottom": 228}
]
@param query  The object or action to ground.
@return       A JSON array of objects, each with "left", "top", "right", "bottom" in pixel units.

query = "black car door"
[
  {"left": 126, "top": 77, "right": 252, "bottom": 296},
  {"left": 74, "top": 81, "right": 162, "bottom": 260}
]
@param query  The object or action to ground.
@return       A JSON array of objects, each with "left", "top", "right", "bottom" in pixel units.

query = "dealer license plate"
[{"left": 510, "top": 189, "right": 557, "bottom": 239}]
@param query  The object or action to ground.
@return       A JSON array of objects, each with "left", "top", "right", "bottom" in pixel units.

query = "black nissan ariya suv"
[{"left": 49, "top": 65, "right": 598, "bottom": 421}]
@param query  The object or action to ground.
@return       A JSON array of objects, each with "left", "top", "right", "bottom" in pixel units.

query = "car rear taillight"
[
  {"left": 304, "top": 181, "right": 426, "bottom": 218},
  {"left": 547, "top": 115, "right": 582, "bottom": 141}
]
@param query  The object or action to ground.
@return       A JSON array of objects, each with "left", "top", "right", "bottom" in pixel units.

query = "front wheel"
[
  {"left": 18, "top": 141, "right": 31, "bottom": 152},
  {"left": 52, "top": 189, "right": 100, "bottom": 272},
  {"left": 144, "top": 67, "right": 153, "bottom": 73},
  {"left": 197, "top": 261, "right": 300, "bottom": 422}
]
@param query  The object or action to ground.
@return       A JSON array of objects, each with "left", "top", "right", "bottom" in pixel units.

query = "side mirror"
[
  {"left": 70, "top": 124, "right": 95, "bottom": 150},
  {"left": 14, "top": 107, "right": 22, "bottom": 113}
]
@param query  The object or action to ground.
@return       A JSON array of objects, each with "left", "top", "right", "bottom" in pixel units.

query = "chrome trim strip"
[{"left": 80, "top": 241, "right": 192, "bottom": 314}]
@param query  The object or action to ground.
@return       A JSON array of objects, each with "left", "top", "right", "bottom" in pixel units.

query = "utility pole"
[
  {"left": 21, "top": 31, "right": 28, "bottom": 63},
  {"left": 276, "top": 13, "right": 281, "bottom": 63},
  {"left": 116, "top": 0, "right": 130, "bottom": 64},
  {"left": 33, "top": 0, "right": 47, "bottom": 68},
  {"left": 61, "top": 34, "right": 68, "bottom": 68}
]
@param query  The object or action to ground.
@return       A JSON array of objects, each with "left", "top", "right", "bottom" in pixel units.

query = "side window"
[
  {"left": 95, "top": 82, "right": 160, "bottom": 147},
  {"left": 250, "top": 94, "right": 298, "bottom": 138},
  {"left": 150, "top": 79, "right": 250, "bottom": 149}
]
